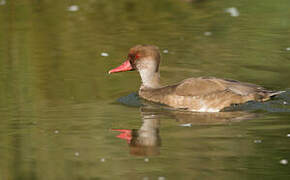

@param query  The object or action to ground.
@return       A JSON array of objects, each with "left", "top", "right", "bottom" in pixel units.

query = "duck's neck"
[{"left": 139, "top": 69, "right": 161, "bottom": 89}]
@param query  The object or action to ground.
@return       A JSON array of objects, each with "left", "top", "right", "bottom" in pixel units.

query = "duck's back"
[{"left": 139, "top": 77, "right": 282, "bottom": 112}]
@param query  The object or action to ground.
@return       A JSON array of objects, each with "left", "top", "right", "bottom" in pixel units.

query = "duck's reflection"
[
  {"left": 168, "top": 109, "right": 257, "bottom": 125},
  {"left": 113, "top": 98, "right": 257, "bottom": 156},
  {"left": 113, "top": 107, "right": 161, "bottom": 156}
]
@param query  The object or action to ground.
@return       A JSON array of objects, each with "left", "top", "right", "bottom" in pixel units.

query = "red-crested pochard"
[{"left": 109, "top": 45, "right": 284, "bottom": 112}]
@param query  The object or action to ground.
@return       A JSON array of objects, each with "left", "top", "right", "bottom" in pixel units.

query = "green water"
[{"left": 0, "top": 0, "right": 290, "bottom": 179}]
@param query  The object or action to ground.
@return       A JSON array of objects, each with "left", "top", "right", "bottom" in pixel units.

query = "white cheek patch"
[
  {"left": 139, "top": 69, "right": 155, "bottom": 86},
  {"left": 137, "top": 58, "right": 159, "bottom": 88}
]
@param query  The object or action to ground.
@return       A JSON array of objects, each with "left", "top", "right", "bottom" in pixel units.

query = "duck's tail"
[
  {"left": 259, "top": 90, "right": 285, "bottom": 102},
  {"left": 268, "top": 90, "right": 286, "bottom": 97}
]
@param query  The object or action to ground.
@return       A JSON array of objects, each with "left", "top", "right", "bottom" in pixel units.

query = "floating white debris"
[
  {"left": 283, "top": 101, "right": 287, "bottom": 105},
  {"left": 280, "top": 159, "right": 288, "bottom": 165},
  {"left": 225, "top": 7, "right": 240, "bottom": 17},
  {"left": 287, "top": 134, "right": 290, "bottom": 137},
  {"left": 75, "top": 152, "right": 80, "bottom": 156},
  {"left": 144, "top": 158, "right": 149, "bottom": 162},
  {"left": 0, "top": 0, "right": 6, "bottom": 5},
  {"left": 54, "top": 130, "right": 59, "bottom": 134},
  {"left": 101, "top": 52, "right": 109, "bottom": 57},
  {"left": 204, "top": 32, "right": 212, "bottom": 36},
  {"left": 100, "top": 158, "right": 106, "bottom": 162},
  {"left": 158, "top": 177, "right": 166, "bottom": 180},
  {"left": 179, "top": 123, "right": 192, "bottom": 127},
  {"left": 254, "top": 139, "right": 262, "bottom": 143},
  {"left": 163, "top": 49, "right": 169, "bottom": 54},
  {"left": 286, "top": 47, "right": 290, "bottom": 51},
  {"left": 143, "top": 177, "right": 149, "bottom": 180},
  {"left": 68, "top": 5, "right": 79, "bottom": 12}
]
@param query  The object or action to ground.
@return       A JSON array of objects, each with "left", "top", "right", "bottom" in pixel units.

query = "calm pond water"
[{"left": 0, "top": 0, "right": 290, "bottom": 179}]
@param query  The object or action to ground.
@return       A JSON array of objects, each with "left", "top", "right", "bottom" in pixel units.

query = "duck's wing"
[
  {"left": 175, "top": 77, "right": 272, "bottom": 97},
  {"left": 175, "top": 77, "right": 228, "bottom": 97}
]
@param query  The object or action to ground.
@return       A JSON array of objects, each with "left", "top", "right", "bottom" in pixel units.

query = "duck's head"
[{"left": 108, "top": 45, "right": 160, "bottom": 74}]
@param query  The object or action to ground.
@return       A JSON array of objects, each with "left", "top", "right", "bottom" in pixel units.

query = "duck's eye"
[{"left": 128, "top": 53, "right": 139, "bottom": 60}]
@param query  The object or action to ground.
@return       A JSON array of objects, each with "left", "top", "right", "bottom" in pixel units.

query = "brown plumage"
[{"left": 109, "top": 45, "right": 284, "bottom": 112}]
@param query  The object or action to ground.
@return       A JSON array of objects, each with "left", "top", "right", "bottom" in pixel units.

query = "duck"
[{"left": 108, "top": 45, "right": 284, "bottom": 112}]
